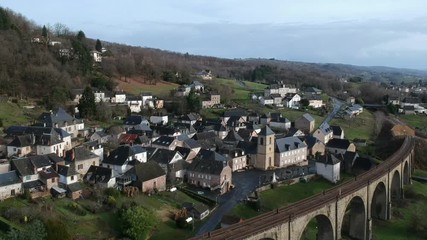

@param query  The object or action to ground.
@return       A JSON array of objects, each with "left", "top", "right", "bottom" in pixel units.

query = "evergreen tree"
[
  {"left": 77, "top": 30, "right": 86, "bottom": 41},
  {"left": 0, "top": 7, "right": 10, "bottom": 30},
  {"left": 78, "top": 87, "right": 97, "bottom": 119},
  {"left": 186, "top": 89, "right": 201, "bottom": 112},
  {"left": 42, "top": 25, "right": 48, "bottom": 38},
  {"left": 95, "top": 39, "right": 102, "bottom": 52}
]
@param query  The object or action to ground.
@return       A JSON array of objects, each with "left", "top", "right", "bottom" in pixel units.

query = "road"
[
  {"left": 196, "top": 163, "right": 316, "bottom": 236},
  {"left": 321, "top": 97, "right": 343, "bottom": 127}
]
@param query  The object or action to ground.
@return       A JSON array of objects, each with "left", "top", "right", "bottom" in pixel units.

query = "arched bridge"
[{"left": 193, "top": 137, "right": 414, "bottom": 240}]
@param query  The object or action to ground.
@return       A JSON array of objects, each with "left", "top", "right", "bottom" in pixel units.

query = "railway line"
[{"left": 193, "top": 136, "right": 414, "bottom": 240}]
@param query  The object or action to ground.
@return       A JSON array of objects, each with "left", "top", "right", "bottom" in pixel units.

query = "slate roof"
[
  {"left": 303, "top": 135, "right": 322, "bottom": 148},
  {"left": 38, "top": 108, "right": 82, "bottom": 127},
  {"left": 223, "top": 108, "right": 248, "bottom": 118},
  {"left": 152, "top": 136, "right": 176, "bottom": 147},
  {"left": 183, "top": 138, "right": 201, "bottom": 149},
  {"left": 237, "top": 129, "right": 255, "bottom": 141},
  {"left": 286, "top": 127, "right": 304, "bottom": 137},
  {"left": 29, "top": 155, "right": 53, "bottom": 169},
  {"left": 270, "top": 112, "right": 282, "bottom": 120},
  {"left": 125, "top": 161, "right": 165, "bottom": 182},
  {"left": 316, "top": 153, "right": 340, "bottom": 165},
  {"left": 237, "top": 139, "right": 258, "bottom": 155},
  {"left": 196, "top": 149, "right": 229, "bottom": 162},
  {"left": 258, "top": 126, "right": 275, "bottom": 136},
  {"left": 0, "top": 171, "right": 21, "bottom": 187},
  {"left": 181, "top": 113, "right": 200, "bottom": 122},
  {"left": 331, "top": 125, "right": 343, "bottom": 136},
  {"left": 270, "top": 117, "right": 290, "bottom": 124},
  {"left": 84, "top": 165, "right": 113, "bottom": 183},
  {"left": 326, "top": 139, "right": 352, "bottom": 150},
  {"left": 123, "top": 115, "right": 148, "bottom": 125},
  {"left": 187, "top": 155, "right": 228, "bottom": 175},
  {"left": 300, "top": 113, "right": 315, "bottom": 122},
  {"left": 402, "top": 97, "right": 420, "bottom": 104},
  {"left": 102, "top": 145, "right": 146, "bottom": 165},
  {"left": 318, "top": 123, "right": 333, "bottom": 135},
  {"left": 8, "top": 135, "right": 32, "bottom": 147},
  {"left": 69, "top": 146, "right": 99, "bottom": 162},
  {"left": 23, "top": 180, "right": 44, "bottom": 189},
  {"left": 57, "top": 165, "right": 79, "bottom": 177},
  {"left": 148, "top": 148, "right": 181, "bottom": 165},
  {"left": 67, "top": 182, "right": 83, "bottom": 192},
  {"left": 107, "top": 126, "right": 125, "bottom": 135},
  {"left": 223, "top": 130, "right": 243, "bottom": 143},
  {"left": 174, "top": 147, "right": 191, "bottom": 160},
  {"left": 275, "top": 137, "right": 307, "bottom": 153}
]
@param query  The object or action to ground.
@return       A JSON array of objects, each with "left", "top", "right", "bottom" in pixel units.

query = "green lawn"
[
  {"left": 414, "top": 169, "right": 427, "bottom": 178},
  {"left": 330, "top": 110, "right": 376, "bottom": 141},
  {"left": 398, "top": 114, "right": 427, "bottom": 130},
  {"left": 372, "top": 181, "right": 427, "bottom": 240},
  {"left": 210, "top": 78, "right": 267, "bottom": 101},
  {"left": 0, "top": 101, "right": 45, "bottom": 130}
]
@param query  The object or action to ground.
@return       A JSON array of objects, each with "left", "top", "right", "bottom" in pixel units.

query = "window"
[
  {"left": 52, "top": 178, "right": 55, "bottom": 183},
  {"left": 25, "top": 176, "right": 31, "bottom": 181},
  {"left": 260, "top": 137, "right": 264, "bottom": 145},
  {"left": 92, "top": 161, "right": 96, "bottom": 165},
  {"left": 71, "top": 176, "right": 75, "bottom": 181},
  {"left": 78, "top": 164, "right": 83, "bottom": 170},
  {"left": 269, "top": 137, "right": 272, "bottom": 144}
]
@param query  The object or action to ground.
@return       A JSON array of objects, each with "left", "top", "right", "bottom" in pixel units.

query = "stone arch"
[
  {"left": 371, "top": 181, "right": 387, "bottom": 220},
  {"left": 341, "top": 196, "right": 366, "bottom": 240},
  {"left": 259, "top": 238, "right": 275, "bottom": 240},
  {"left": 403, "top": 160, "right": 410, "bottom": 185},
  {"left": 300, "top": 214, "right": 334, "bottom": 240},
  {"left": 390, "top": 170, "right": 401, "bottom": 202}
]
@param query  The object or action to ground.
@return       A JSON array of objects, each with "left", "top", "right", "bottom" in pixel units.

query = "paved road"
[
  {"left": 196, "top": 163, "right": 316, "bottom": 235},
  {"left": 321, "top": 97, "right": 343, "bottom": 127}
]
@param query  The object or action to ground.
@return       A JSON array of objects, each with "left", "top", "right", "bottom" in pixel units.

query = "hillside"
[{"left": 1, "top": 6, "right": 427, "bottom": 106}]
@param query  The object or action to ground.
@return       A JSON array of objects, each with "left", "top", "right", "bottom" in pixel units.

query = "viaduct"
[{"left": 193, "top": 136, "right": 415, "bottom": 240}]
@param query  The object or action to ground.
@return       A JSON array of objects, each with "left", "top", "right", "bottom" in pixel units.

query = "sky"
[{"left": 2, "top": 0, "right": 427, "bottom": 70}]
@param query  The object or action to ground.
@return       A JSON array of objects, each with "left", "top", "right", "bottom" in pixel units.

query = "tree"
[
  {"left": 76, "top": 30, "right": 86, "bottom": 41},
  {"left": 42, "top": 25, "right": 48, "bottom": 38},
  {"left": 186, "top": 90, "right": 201, "bottom": 112},
  {"left": 78, "top": 87, "right": 97, "bottom": 119},
  {"left": 120, "top": 206, "right": 158, "bottom": 240},
  {"left": 95, "top": 39, "right": 102, "bottom": 52},
  {"left": 300, "top": 99, "right": 309, "bottom": 107},
  {"left": 52, "top": 22, "right": 70, "bottom": 36},
  {"left": 0, "top": 7, "right": 11, "bottom": 30}
]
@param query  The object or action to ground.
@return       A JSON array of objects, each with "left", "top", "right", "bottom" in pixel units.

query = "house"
[
  {"left": 346, "top": 97, "right": 355, "bottom": 105},
  {"left": 196, "top": 70, "right": 212, "bottom": 80},
  {"left": 84, "top": 165, "right": 116, "bottom": 189},
  {"left": 94, "top": 90, "right": 107, "bottom": 103},
  {"left": 179, "top": 113, "right": 201, "bottom": 126},
  {"left": 147, "top": 147, "right": 184, "bottom": 182},
  {"left": 275, "top": 136, "right": 307, "bottom": 168},
  {"left": 202, "top": 94, "right": 221, "bottom": 108},
  {"left": 111, "top": 92, "right": 127, "bottom": 103},
  {"left": 192, "top": 131, "right": 221, "bottom": 151},
  {"left": 303, "top": 135, "right": 325, "bottom": 158},
  {"left": 304, "top": 87, "right": 322, "bottom": 95},
  {"left": 182, "top": 202, "right": 210, "bottom": 220},
  {"left": 7, "top": 135, "right": 33, "bottom": 157},
  {"left": 37, "top": 108, "right": 84, "bottom": 138},
  {"left": 222, "top": 130, "right": 244, "bottom": 147},
  {"left": 175, "top": 85, "right": 192, "bottom": 97},
  {"left": 150, "top": 114, "right": 168, "bottom": 125},
  {"left": 260, "top": 97, "right": 274, "bottom": 106},
  {"left": 106, "top": 126, "right": 126, "bottom": 141},
  {"left": 0, "top": 171, "right": 22, "bottom": 200},
  {"left": 141, "top": 92, "right": 154, "bottom": 109},
  {"left": 90, "top": 131, "right": 109, "bottom": 144},
  {"left": 283, "top": 94, "right": 301, "bottom": 109},
  {"left": 403, "top": 105, "right": 416, "bottom": 115},
  {"left": 66, "top": 182, "right": 83, "bottom": 200},
  {"left": 237, "top": 129, "right": 257, "bottom": 142},
  {"left": 175, "top": 146, "right": 197, "bottom": 162},
  {"left": 218, "top": 148, "right": 247, "bottom": 172},
  {"left": 190, "top": 81, "right": 205, "bottom": 92},
  {"left": 187, "top": 149, "right": 232, "bottom": 195},
  {"left": 101, "top": 145, "right": 147, "bottom": 176},
  {"left": 387, "top": 96, "right": 400, "bottom": 105},
  {"left": 331, "top": 126, "right": 344, "bottom": 139},
  {"left": 57, "top": 165, "right": 79, "bottom": 184},
  {"left": 400, "top": 97, "right": 420, "bottom": 108},
  {"left": 222, "top": 108, "right": 248, "bottom": 123},
  {"left": 123, "top": 115, "right": 150, "bottom": 130},
  {"left": 151, "top": 136, "right": 178, "bottom": 150},
  {"left": 295, "top": 113, "right": 315, "bottom": 134},
  {"left": 126, "top": 95, "right": 143, "bottom": 113},
  {"left": 269, "top": 117, "right": 291, "bottom": 131},
  {"left": 285, "top": 128, "right": 305, "bottom": 137},
  {"left": 65, "top": 146, "right": 100, "bottom": 176},
  {"left": 307, "top": 95, "right": 323, "bottom": 108},
  {"left": 90, "top": 50, "right": 102, "bottom": 62},
  {"left": 121, "top": 161, "right": 166, "bottom": 193},
  {"left": 326, "top": 139, "right": 356, "bottom": 155},
  {"left": 270, "top": 94, "right": 283, "bottom": 107},
  {"left": 346, "top": 104, "right": 363, "bottom": 117},
  {"left": 264, "top": 82, "right": 298, "bottom": 97},
  {"left": 313, "top": 123, "right": 333, "bottom": 144},
  {"left": 315, "top": 154, "right": 341, "bottom": 183},
  {"left": 71, "top": 89, "right": 84, "bottom": 104}
]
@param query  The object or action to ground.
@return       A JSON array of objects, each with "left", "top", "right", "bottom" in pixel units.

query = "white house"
[
  {"left": 101, "top": 145, "right": 147, "bottom": 176},
  {"left": 269, "top": 118, "right": 291, "bottom": 131},
  {"left": 112, "top": 93, "right": 126, "bottom": 103},
  {"left": 275, "top": 136, "right": 308, "bottom": 168},
  {"left": 150, "top": 115, "right": 169, "bottom": 125},
  {"left": 57, "top": 165, "right": 80, "bottom": 186},
  {"left": 0, "top": 171, "right": 22, "bottom": 200},
  {"left": 94, "top": 90, "right": 106, "bottom": 103},
  {"left": 127, "top": 96, "right": 143, "bottom": 113},
  {"left": 284, "top": 94, "right": 301, "bottom": 109},
  {"left": 313, "top": 123, "right": 334, "bottom": 144},
  {"left": 315, "top": 154, "right": 341, "bottom": 183},
  {"left": 90, "top": 50, "right": 102, "bottom": 63},
  {"left": 260, "top": 97, "right": 274, "bottom": 105}
]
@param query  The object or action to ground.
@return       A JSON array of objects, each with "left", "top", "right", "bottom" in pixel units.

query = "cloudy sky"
[{"left": 2, "top": 0, "right": 427, "bottom": 70}]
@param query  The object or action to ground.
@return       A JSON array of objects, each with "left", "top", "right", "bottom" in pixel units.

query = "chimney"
[{"left": 71, "top": 148, "right": 75, "bottom": 161}]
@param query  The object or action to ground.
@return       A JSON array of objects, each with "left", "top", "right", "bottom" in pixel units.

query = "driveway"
[{"left": 321, "top": 97, "right": 343, "bottom": 126}]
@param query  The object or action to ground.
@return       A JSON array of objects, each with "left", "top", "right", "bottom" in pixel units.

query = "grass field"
[
  {"left": 330, "top": 110, "right": 376, "bottom": 141},
  {"left": 398, "top": 114, "right": 427, "bottom": 130},
  {"left": 115, "top": 78, "right": 179, "bottom": 97},
  {"left": 210, "top": 78, "right": 267, "bottom": 101},
  {"left": 0, "top": 101, "right": 45, "bottom": 130}
]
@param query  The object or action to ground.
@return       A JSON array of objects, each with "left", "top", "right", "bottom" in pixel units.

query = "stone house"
[
  {"left": 122, "top": 161, "right": 166, "bottom": 193},
  {"left": 274, "top": 136, "right": 307, "bottom": 168},
  {"left": 313, "top": 123, "right": 334, "bottom": 144},
  {"left": 315, "top": 154, "right": 341, "bottom": 183},
  {"left": 326, "top": 139, "right": 356, "bottom": 155},
  {"left": 84, "top": 165, "right": 116, "bottom": 189},
  {"left": 295, "top": 113, "right": 315, "bottom": 134},
  {"left": 0, "top": 171, "right": 22, "bottom": 200},
  {"left": 101, "top": 145, "right": 147, "bottom": 176}
]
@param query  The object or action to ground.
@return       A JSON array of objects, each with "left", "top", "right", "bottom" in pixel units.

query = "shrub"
[
  {"left": 106, "top": 196, "right": 117, "bottom": 208},
  {"left": 104, "top": 188, "right": 121, "bottom": 198}
]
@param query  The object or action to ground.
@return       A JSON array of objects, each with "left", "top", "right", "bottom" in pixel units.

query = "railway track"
[{"left": 192, "top": 137, "right": 414, "bottom": 240}]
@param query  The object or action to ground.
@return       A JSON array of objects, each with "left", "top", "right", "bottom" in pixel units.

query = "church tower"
[{"left": 256, "top": 126, "right": 275, "bottom": 170}]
